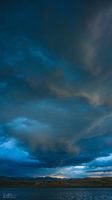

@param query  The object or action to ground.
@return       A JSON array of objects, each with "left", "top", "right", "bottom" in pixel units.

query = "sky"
[{"left": 0, "top": 0, "right": 112, "bottom": 178}]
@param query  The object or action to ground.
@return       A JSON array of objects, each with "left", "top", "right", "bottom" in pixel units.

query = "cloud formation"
[{"left": 0, "top": 0, "right": 112, "bottom": 178}]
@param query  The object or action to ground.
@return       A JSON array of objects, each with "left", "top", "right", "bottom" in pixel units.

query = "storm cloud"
[{"left": 0, "top": 0, "right": 112, "bottom": 178}]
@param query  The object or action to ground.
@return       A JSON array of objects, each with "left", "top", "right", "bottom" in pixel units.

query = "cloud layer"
[{"left": 0, "top": 0, "right": 112, "bottom": 178}]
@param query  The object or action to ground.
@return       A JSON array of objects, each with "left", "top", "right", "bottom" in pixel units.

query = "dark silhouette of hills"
[{"left": 0, "top": 176, "right": 112, "bottom": 187}]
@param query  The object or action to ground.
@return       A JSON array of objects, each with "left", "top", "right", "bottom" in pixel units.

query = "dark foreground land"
[{"left": 0, "top": 177, "right": 112, "bottom": 188}]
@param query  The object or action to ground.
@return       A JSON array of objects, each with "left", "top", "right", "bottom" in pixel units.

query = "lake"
[{"left": 0, "top": 188, "right": 112, "bottom": 200}]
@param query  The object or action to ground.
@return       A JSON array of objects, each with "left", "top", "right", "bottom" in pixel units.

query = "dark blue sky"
[{"left": 0, "top": 0, "right": 112, "bottom": 178}]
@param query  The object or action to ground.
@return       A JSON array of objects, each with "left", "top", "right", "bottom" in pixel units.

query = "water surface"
[{"left": 0, "top": 188, "right": 112, "bottom": 200}]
